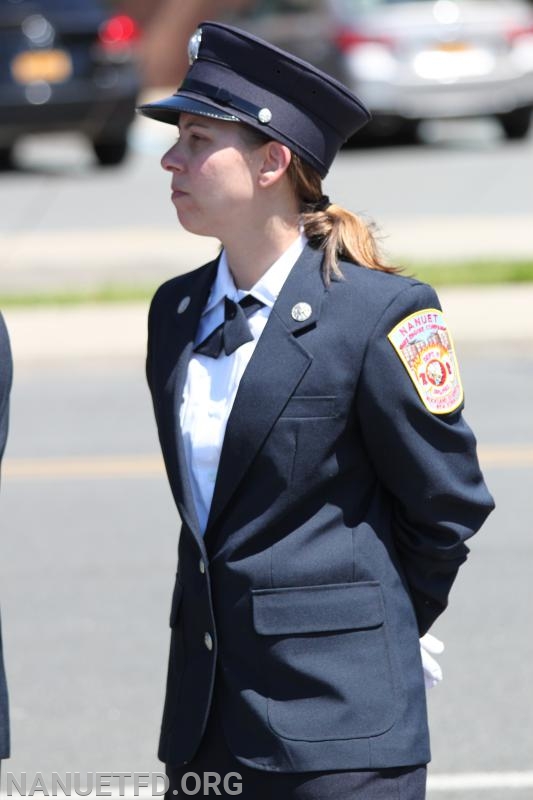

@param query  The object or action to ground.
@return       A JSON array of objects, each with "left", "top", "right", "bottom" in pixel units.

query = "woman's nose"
[{"left": 161, "top": 142, "right": 184, "bottom": 173}]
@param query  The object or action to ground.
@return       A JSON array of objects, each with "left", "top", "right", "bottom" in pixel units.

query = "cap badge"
[
  {"left": 258, "top": 107, "right": 272, "bottom": 124},
  {"left": 188, "top": 28, "right": 202, "bottom": 64},
  {"left": 291, "top": 302, "right": 312, "bottom": 322},
  {"left": 177, "top": 296, "right": 191, "bottom": 314}
]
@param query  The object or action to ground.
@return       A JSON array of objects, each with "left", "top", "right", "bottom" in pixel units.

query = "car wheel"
[
  {"left": 393, "top": 119, "right": 420, "bottom": 145},
  {"left": 344, "top": 117, "right": 420, "bottom": 148},
  {"left": 0, "top": 146, "right": 14, "bottom": 170},
  {"left": 498, "top": 108, "right": 532, "bottom": 140},
  {"left": 92, "top": 138, "right": 129, "bottom": 166}
]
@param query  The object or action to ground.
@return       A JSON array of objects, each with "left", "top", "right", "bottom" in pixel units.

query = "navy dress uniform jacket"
[
  {"left": 146, "top": 244, "right": 494, "bottom": 772},
  {"left": 0, "top": 313, "right": 12, "bottom": 760}
]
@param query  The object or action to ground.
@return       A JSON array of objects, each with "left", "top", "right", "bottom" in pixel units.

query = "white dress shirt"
[{"left": 179, "top": 233, "right": 307, "bottom": 535}]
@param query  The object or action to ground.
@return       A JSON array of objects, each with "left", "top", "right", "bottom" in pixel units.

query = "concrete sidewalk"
[
  {"left": 3, "top": 283, "right": 531, "bottom": 363},
  {"left": 1, "top": 217, "right": 533, "bottom": 296}
]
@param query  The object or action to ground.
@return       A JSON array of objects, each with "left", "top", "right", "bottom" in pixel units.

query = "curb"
[{"left": 3, "top": 284, "right": 531, "bottom": 362}]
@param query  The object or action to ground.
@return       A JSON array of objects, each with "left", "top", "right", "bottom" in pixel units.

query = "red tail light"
[
  {"left": 99, "top": 14, "right": 139, "bottom": 49},
  {"left": 335, "top": 29, "right": 395, "bottom": 52},
  {"left": 506, "top": 24, "right": 533, "bottom": 43}
]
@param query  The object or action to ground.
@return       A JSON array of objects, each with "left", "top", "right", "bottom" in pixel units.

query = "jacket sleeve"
[
  {"left": 0, "top": 313, "right": 13, "bottom": 468},
  {"left": 356, "top": 282, "right": 494, "bottom": 635}
]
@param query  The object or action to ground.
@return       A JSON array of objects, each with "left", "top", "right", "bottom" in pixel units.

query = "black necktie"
[{"left": 194, "top": 295, "right": 265, "bottom": 358}]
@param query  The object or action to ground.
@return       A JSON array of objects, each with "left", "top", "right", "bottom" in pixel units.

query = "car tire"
[
  {"left": 498, "top": 108, "right": 532, "bottom": 140},
  {"left": 0, "top": 146, "right": 14, "bottom": 170},
  {"left": 92, "top": 138, "right": 129, "bottom": 166},
  {"left": 344, "top": 117, "right": 420, "bottom": 148},
  {"left": 393, "top": 119, "right": 420, "bottom": 145}
]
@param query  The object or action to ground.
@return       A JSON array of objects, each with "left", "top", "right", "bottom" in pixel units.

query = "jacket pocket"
[
  {"left": 252, "top": 582, "right": 397, "bottom": 741},
  {"left": 279, "top": 395, "right": 338, "bottom": 419}
]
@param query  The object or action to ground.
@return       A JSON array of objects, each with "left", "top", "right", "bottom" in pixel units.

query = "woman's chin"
[{"left": 176, "top": 213, "right": 213, "bottom": 238}]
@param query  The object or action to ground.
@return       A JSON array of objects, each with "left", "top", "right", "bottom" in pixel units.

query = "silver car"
[{"left": 225, "top": 0, "right": 533, "bottom": 140}]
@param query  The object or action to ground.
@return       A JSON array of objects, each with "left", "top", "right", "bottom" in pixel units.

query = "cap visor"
[{"left": 137, "top": 94, "right": 239, "bottom": 125}]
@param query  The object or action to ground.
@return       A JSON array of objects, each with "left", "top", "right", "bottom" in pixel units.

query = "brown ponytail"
[
  {"left": 238, "top": 124, "right": 401, "bottom": 283},
  {"left": 287, "top": 153, "right": 401, "bottom": 283}
]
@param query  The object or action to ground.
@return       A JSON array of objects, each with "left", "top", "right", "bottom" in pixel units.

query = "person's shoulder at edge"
[{"left": 0, "top": 313, "right": 13, "bottom": 404}]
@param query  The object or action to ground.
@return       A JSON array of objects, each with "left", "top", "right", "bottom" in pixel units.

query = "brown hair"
[
  {"left": 239, "top": 125, "right": 400, "bottom": 283},
  {"left": 287, "top": 153, "right": 401, "bottom": 283}
]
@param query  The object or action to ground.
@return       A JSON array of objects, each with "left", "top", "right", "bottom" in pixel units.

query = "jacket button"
[
  {"left": 199, "top": 558, "right": 205, "bottom": 574},
  {"left": 204, "top": 632, "right": 213, "bottom": 651}
]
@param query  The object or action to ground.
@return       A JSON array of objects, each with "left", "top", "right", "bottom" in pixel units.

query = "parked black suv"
[{"left": 0, "top": 0, "right": 140, "bottom": 166}]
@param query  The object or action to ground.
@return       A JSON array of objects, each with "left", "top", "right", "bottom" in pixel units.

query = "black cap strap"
[{"left": 180, "top": 78, "right": 271, "bottom": 124}]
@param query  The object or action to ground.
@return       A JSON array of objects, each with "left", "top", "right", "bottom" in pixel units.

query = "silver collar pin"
[{"left": 291, "top": 302, "right": 312, "bottom": 322}]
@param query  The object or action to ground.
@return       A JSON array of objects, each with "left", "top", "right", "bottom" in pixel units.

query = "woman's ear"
[{"left": 257, "top": 141, "right": 292, "bottom": 188}]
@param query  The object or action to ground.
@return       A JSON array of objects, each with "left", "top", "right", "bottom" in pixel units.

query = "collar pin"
[{"left": 291, "top": 302, "right": 312, "bottom": 322}]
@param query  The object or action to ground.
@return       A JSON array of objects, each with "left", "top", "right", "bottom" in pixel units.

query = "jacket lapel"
[
  {"left": 158, "top": 259, "right": 218, "bottom": 544},
  {"left": 204, "top": 245, "right": 326, "bottom": 539}
]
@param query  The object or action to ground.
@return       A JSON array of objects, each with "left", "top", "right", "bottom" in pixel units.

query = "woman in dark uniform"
[{"left": 139, "top": 22, "right": 494, "bottom": 799}]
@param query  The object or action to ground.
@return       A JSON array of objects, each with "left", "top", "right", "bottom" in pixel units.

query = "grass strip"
[
  {"left": 0, "top": 285, "right": 158, "bottom": 307},
  {"left": 404, "top": 259, "right": 533, "bottom": 286},
  {"left": 1, "top": 260, "right": 533, "bottom": 307}
]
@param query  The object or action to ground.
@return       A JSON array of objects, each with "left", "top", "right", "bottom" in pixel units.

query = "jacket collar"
[
  {"left": 162, "top": 258, "right": 219, "bottom": 548},
  {"left": 199, "top": 234, "right": 307, "bottom": 334}
]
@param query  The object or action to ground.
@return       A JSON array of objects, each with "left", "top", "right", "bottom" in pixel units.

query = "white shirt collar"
[{"left": 202, "top": 233, "right": 307, "bottom": 316}]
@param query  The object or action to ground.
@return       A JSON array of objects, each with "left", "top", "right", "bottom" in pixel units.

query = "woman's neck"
[{"left": 223, "top": 220, "right": 300, "bottom": 290}]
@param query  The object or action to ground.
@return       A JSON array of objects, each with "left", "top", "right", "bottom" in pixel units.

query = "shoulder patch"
[{"left": 387, "top": 308, "right": 463, "bottom": 414}]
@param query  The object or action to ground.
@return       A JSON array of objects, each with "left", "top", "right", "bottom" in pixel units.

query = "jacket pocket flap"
[
  {"left": 279, "top": 396, "right": 337, "bottom": 419},
  {"left": 169, "top": 579, "right": 183, "bottom": 627},
  {"left": 252, "top": 582, "right": 383, "bottom": 635}
]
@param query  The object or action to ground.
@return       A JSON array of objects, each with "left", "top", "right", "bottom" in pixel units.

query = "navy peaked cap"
[{"left": 138, "top": 21, "right": 371, "bottom": 177}]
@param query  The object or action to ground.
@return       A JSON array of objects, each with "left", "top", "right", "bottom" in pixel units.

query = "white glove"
[{"left": 419, "top": 633, "right": 444, "bottom": 689}]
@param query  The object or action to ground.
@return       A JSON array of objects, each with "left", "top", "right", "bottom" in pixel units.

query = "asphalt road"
[
  {"left": 0, "top": 349, "right": 531, "bottom": 799},
  {"left": 1, "top": 115, "right": 533, "bottom": 296},
  {"left": 0, "top": 113, "right": 532, "bottom": 797}
]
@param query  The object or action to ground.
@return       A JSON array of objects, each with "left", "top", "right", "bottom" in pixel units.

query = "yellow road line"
[
  {"left": 1, "top": 445, "right": 532, "bottom": 480},
  {"left": 2, "top": 454, "right": 165, "bottom": 479},
  {"left": 478, "top": 445, "right": 533, "bottom": 467}
]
